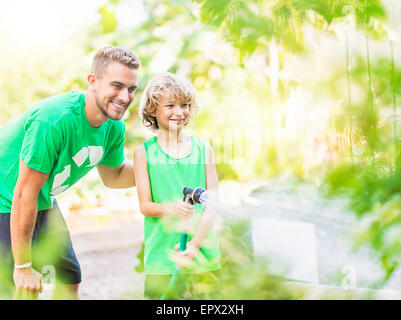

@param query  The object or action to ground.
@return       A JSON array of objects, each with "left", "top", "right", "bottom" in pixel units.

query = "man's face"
[{"left": 93, "top": 62, "right": 138, "bottom": 121}]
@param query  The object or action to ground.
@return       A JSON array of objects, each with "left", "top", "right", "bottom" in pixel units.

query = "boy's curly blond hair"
[{"left": 139, "top": 72, "right": 199, "bottom": 130}]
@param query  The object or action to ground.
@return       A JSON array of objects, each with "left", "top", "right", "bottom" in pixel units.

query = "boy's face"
[
  {"left": 92, "top": 61, "right": 138, "bottom": 121},
  {"left": 154, "top": 95, "right": 191, "bottom": 132}
]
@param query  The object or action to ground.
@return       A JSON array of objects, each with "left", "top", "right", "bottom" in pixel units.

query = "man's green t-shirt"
[{"left": 0, "top": 91, "right": 126, "bottom": 213}]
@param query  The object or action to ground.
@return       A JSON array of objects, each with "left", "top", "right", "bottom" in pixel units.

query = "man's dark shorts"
[{"left": 0, "top": 201, "right": 81, "bottom": 297}]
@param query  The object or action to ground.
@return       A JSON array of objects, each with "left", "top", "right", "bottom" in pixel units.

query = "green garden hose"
[{"left": 160, "top": 187, "right": 207, "bottom": 300}]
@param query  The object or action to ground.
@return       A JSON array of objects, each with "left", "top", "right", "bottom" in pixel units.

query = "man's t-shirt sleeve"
[
  {"left": 100, "top": 122, "right": 125, "bottom": 167},
  {"left": 20, "top": 120, "right": 60, "bottom": 174}
]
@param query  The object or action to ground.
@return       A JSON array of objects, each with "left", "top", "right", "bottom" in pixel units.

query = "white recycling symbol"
[
  {"left": 50, "top": 146, "right": 103, "bottom": 195},
  {"left": 72, "top": 146, "right": 103, "bottom": 167}
]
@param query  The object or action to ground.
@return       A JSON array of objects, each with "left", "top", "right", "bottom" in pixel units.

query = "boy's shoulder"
[
  {"left": 192, "top": 136, "right": 212, "bottom": 150},
  {"left": 133, "top": 144, "right": 147, "bottom": 166},
  {"left": 134, "top": 143, "right": 146, "bottom": 156},
  {"left": 134, "top": 136, "right": 158, "bottom": 157}
]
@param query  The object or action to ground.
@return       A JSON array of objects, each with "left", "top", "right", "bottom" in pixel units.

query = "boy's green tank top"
[{"left": 143, "top": 135, "right": 221, "bottom": 275}]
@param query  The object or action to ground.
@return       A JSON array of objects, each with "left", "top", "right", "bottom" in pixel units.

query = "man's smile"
[{"left": 110, "top": 101, "right": 128, "bottom": 110}]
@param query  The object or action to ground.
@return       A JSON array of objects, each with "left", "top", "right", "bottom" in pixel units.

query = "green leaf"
[
  {"left": 199, "top": 0, "right": 233, "bottom": 27},
  {"left": 98, "top": 5, "right": 118, "bottom": 34}
]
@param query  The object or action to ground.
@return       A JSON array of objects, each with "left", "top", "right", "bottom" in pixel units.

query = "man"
[{"left": 0, "top": 46, "right": 140, "bottom": 299}]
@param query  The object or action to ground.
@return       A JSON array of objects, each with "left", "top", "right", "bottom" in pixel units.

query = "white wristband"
[{"left": 14, "top": 262, "right": 32, "bottom": 269}]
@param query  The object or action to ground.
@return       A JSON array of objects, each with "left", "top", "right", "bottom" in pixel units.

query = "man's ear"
[{"left": 87, "top": 73, "right": 97, "bottom": 91}]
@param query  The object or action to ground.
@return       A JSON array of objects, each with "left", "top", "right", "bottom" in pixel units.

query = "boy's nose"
[{"left": 174, "top": 105, "right": 183, "bottom": 115}]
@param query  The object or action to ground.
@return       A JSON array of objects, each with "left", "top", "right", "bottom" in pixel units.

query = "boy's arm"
[
  {"left": 134, "top": 145, "right": 194, "bottom": 218},
  {"left": 176, "top": 144, "right": 219, "bottom": 259}
]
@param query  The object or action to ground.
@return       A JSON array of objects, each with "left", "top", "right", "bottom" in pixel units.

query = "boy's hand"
[
  {"left": 173, "top": 240, "right": 200, "bottom": 268},
  {"left": 165, "top": 201, "right": 194, "bottom": 219}
]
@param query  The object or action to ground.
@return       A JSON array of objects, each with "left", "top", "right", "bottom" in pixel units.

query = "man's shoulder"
[
  {"left": 31, "top": 91, "right": 85, "bottom": 124},
  {"left": 36, "top": 91, "right": 83, "bottom": 108}
]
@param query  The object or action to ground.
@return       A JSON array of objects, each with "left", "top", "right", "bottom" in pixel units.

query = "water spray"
[{"left": 160, "top": 187, "right": 208, "bottom": 300}]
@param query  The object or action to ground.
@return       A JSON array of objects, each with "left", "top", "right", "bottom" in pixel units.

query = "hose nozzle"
[{"left": 182, "top": 187, "right": 208, "bottom": 206}]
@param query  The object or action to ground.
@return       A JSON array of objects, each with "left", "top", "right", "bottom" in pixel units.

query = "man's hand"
[
  {"left": 13, "top": 267, "right": 43, "bottom": 300},
  {"left": 164, "top": 201, "right": 195, "bottom": 219}
]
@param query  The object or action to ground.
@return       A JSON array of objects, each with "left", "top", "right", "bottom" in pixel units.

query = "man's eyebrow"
[
  {"left": 110, "top": 81, "right": 124, "bottom": 86},
  {"left": 110, "top": 81, "right": 137, "bottom": 90}
]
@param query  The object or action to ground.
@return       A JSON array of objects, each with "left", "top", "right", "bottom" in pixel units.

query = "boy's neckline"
[{"left": 154, "top": 135, "right": 194, "bottom": 160}]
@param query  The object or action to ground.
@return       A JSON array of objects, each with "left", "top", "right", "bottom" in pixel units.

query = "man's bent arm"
[
  {"left": 11, "top": 160, "right": 48, "bottom": 299},
  {"left": 97, "top": 160, "right": 135, "bottom": 188}
]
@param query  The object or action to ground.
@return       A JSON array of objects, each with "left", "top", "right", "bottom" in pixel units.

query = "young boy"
[{"left": 134, "top": 72, "right": 221, "bottom": 299}]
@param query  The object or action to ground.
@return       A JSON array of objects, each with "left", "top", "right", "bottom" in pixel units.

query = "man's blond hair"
[
  {"left": 91, "top": 46, "right": 141, "bottom": 77},
  {"left": 139, "top": 72, "right": 199, "bottom": 130}
]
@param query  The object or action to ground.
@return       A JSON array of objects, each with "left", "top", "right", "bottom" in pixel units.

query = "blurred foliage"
[
  {"left": 212, "top": 214, "right": 302, "bottom": 299},
  {"left": 0, "top": 47, "right": 88, "bottom": 125},
  {"left": 98, "top": 2, "right": 119, "bottom": 34},
  {"left": 0, "top": 247, "right": 14, "bottom": 299},
  {"left": 137, "top": 214, "right": 303, "bottom": 300},
  {"left": 195, "top": 0, "right": 387, "bottom": 60},
  {"left": 317, "top": 3, "right": 401, "bottom": 282},
  {"left": 322, "top": 161, "right": 401, "bottom": 280}
]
